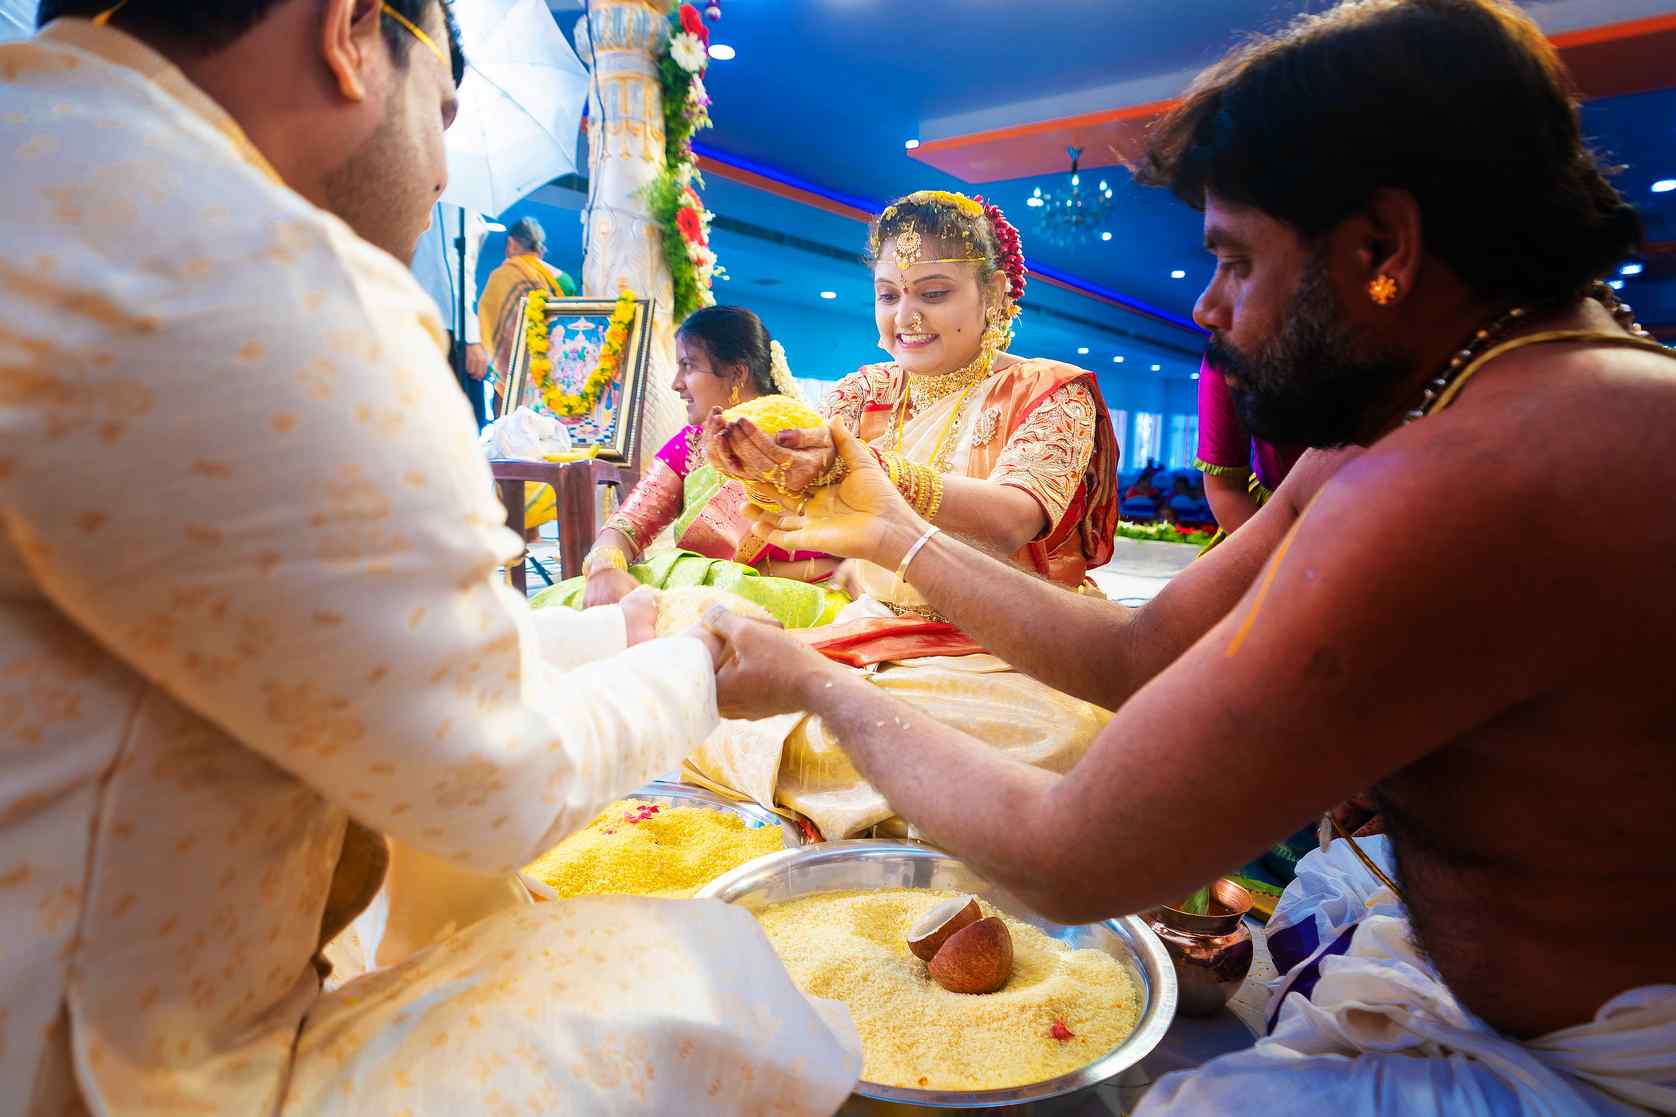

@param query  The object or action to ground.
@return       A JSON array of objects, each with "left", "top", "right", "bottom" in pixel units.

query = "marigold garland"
[{"left": 525, "top": 287, "right": 638, "bottom": 418}]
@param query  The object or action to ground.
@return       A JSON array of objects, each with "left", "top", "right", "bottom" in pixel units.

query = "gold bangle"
[
  {"left": 882, "top": 450, "right": 902, "bottom": 491},
  {"left": 907, "top": 462, "right": 937, "bottom": 518},
  {"left": 894, "top": 525, "right": 940, "bottom": 582},
  {"left": 923, "top": 468, "right": 945, "bottom": 522},
  {"left": 582, "top": 547, "right": 629, "bottom": 578}
]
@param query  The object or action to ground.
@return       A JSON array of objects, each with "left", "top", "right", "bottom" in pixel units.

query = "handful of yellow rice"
[
  {"left": 716, "top": 394, "right": 830, "bottom": 509},
  {"left": 720, "top": 394, "right": 825, "bottom": 438}
]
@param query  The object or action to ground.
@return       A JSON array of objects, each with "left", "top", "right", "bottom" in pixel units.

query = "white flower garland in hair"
[{"left": 768, "top": 340, "right": 805, "bottom": 400}]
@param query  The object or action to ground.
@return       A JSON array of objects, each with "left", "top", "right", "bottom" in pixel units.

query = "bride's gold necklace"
[
  {"left": 892, "top": 345, "right": 999, "bottom": 470},
  {"left": 905, "top": 345, "right": 997, "bottom": 414}
]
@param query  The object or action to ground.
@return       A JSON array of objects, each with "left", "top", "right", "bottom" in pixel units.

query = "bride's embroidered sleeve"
[{"left": 988, "top": 381, "right": 1098, "bottom": 532}]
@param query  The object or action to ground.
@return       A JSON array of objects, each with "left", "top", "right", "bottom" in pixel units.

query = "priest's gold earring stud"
[{"left": 1368, "top": 274, "right": 1400, "bottom": 306}]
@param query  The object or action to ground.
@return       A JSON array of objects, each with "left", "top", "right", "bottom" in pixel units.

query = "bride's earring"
[
  {"left": 980, "top": 306, "right": 1011, "bottom": 357},
  {"left": 728, "top": 379, "right": 742, "bottom": 407}
]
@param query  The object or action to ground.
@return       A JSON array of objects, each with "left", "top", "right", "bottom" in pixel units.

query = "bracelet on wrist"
[
  {"left": 894, "top": 525, "right": 941, "bottom": 583},
  {"left": 582, "top": 547, "right": 630, "bottom": 578}
]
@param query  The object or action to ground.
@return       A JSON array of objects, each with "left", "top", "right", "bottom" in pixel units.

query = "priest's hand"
[
  {"left": 753, "top": 421, "right": 919, "bottom": 566},
  {"left": 701, "top": 605, "right": 834, "bottom": 721},
  {"left": 703, "top": 409, "right": 836, "bottom": 495}
]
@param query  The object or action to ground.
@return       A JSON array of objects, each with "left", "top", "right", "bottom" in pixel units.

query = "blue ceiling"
[{"left": 536, "top": 0, "right": 1676, "bottom": 391}]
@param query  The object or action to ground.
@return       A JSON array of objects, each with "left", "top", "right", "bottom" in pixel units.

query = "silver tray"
[{"left": 697, "top": 840, "right": 1177, "bottom": 1112}]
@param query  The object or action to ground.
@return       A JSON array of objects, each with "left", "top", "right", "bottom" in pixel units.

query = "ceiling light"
[
  {"left": 904, "top": 139, "right": 920, "bottom": 150},
  {"left": 1150, "top": 363, "right": 1162, "bottom": 371},
  {"left": 1100, "top": 232, "right": 1112, "bottom": 242},
  {"left": 1608, "top": 279, "right": 1625, "bottom": 289},
  {"left": 1076, "top": 347, "right": 1090, "bottom": 355},
  {"left": 1191, "top": 372, "right": 1201, "bottom": 380},
  {"left": 1170, "top": 269, "right": 1187, "bottom": 279},
  {"left": 1621, "top": 262, "right": 1643, "bottom": 276},
  {"left": 819, "top": 290, "right": 837, "bottom": 300},
  {"left": 1652, "top": 179, "right": 1676, "bottom": 193},
  {"left": 1026, "top": 197, "right": 1045, "bottom": 208},
  {"left": 707, "top": 43, "right": 735, "bottom": 61},
  {"left": 1112, "top": 356, "right": 1124, "bottom": 364}
]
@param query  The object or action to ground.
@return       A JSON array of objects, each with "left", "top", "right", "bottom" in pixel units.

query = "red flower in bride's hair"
[
  {"left": 679, "top": 4, "right": 709, "bottom": 44},
  {"left": 675, "top": 206, "right": 705, "bottom": 245},
  {"left": 974, "top": 195, "right": 1028, "bottom": 302}
]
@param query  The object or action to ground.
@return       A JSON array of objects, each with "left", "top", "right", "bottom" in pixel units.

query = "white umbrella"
[
  {"left": 442, "top": 0, "right": 589, "bottom": 218},
  {"left": 1, "top": 0, "right": 35, "bottom": 42}
]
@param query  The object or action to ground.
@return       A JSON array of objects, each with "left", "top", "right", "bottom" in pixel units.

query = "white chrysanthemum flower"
[{"left": 669, "top": 32, "right": 707, "bottom": 73}]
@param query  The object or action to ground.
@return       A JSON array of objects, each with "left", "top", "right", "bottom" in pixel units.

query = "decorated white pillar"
[{"left": 573, "top": 0, "right": 684, "bottom": 472}]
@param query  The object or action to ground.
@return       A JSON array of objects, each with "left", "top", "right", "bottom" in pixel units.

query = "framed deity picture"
[{"left": 498, "top": 295, "right": 655, "bottom": 464}]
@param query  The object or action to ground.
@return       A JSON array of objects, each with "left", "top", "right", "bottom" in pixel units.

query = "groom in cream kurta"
[{"left": 0, "top": 6, "right": 856, "bottom": 1116}]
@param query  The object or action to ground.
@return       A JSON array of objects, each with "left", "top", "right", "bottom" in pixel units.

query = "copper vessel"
[{"left": 1143, "top": 878, "right": 1254, "bottom": 1018}]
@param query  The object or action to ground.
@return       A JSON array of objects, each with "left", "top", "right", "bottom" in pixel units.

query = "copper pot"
[{"left": 1143, "top": 878, "right": 1254, "bottom": 1018}]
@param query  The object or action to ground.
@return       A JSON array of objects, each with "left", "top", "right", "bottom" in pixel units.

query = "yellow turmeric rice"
[
  {"left": 523, "top": 799, "right": 784, "bottom": 899},
  {"left": 755, "top": 889, "right": 1141, "bottom": 1092}
]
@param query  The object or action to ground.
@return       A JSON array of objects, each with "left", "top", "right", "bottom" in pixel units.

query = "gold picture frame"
[{"left": 497, "top": 295, "right": 655, "bottom": 464}]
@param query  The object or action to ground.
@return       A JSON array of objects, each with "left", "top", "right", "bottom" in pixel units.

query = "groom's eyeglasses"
[{"left": 381, "top": 3, "right": 450, "bottom": 69}]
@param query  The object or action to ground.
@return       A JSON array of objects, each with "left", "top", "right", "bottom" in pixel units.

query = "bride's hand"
[
  {"left": 703, "top": 409, "right": 836, "bottom": 495},
  {"left": 752, "top": 421, "right": 922, "bottom": 566}
]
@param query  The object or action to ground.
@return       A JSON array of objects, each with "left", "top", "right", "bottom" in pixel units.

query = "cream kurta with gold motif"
[{"left": 0, "top": 21, "right": 857, "bottom": 1117}]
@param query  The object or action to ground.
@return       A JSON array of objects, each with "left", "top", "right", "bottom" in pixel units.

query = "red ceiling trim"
[
  {"left": 1548, "top": 10, "right": 1676, "bottom": 49},
  {"left": 910, "top": 15, "right": 1676, "bottom": 183},
  {"left": 912, "top": 97, "right": 1178, "bottom": 158}
]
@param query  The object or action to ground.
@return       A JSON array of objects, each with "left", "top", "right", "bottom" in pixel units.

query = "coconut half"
[
  {"left": 928, "top": 916, "right": 1015, "bottom": 994},
  {"left": 906, "top": 894, "right": 982, "bottom": 963}
]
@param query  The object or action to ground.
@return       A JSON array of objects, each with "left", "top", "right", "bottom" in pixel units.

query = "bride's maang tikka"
[{"left": 873, "top": 192, "right": 1027, "bottom": 293}]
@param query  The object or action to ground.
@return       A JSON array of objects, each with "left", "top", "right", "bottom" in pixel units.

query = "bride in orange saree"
[{"left": 684, "top": 190, "right": 1122, "bottom": 839}]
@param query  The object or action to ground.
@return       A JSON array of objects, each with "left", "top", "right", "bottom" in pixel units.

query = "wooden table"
[{"left": 489, "top": 458, "right": 640, "bottom": 593}]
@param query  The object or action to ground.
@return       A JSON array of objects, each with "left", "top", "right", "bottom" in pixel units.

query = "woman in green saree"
[{"left": 533, "top": 306, "right": 846, "bottom": 628}]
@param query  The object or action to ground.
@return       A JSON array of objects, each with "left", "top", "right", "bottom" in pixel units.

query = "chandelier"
[{"left": 1027, "top": 146, "right": 1114, "bottom": 245}]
